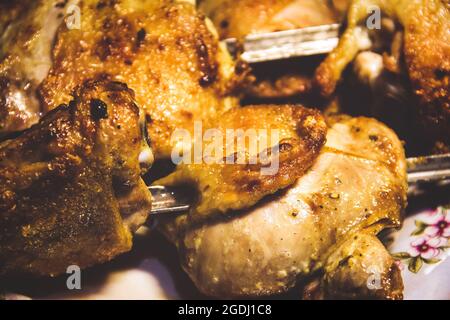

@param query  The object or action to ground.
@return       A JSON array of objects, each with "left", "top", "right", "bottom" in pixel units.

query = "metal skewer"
[
  {"left": 149, "top": 25, "right": 450, "bottom": 215},
  {"left": 224, "top": 23, "right": 341, "bottom": 64},
  {"left": 148, "top": 154, "right": 450, "bottom": 215}
]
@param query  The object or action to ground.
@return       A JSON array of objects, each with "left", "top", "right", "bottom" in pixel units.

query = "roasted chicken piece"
[
  {"left": 156, "top": 105, "right": 327, "bottom": 222},
  {"left": 316, "top": 0, "right": 450, "bottom": 153},
  {"left": 198, "top": 0, "right": 349, "bottom": 100},
  {"left": 199, "top": 0, "right": 342, "bottom": 39},
  {"left": 0, "top": 79, "right": 153, "bottom": 276},
  {"left": 0, "top": 0, "right": 241, "bottom": 158},
  {"left": 162, "top": 115, "right": 407, "bottom": 299},
  {"left": 0, "top": 0, "right": 72, "bottom": 135},
  {"left": 39, "top": 0, "right": 240, "bottom": 159}
]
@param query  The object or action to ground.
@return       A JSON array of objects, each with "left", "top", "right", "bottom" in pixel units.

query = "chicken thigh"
[
  {"left": 0, "top": 79, "right": 153, "bottom": 276},
  {"left": 162, "top": 116, "right": 407, "bottom": 299},
  {"left": 39, "top": 0, "right": 240, "bottom": 159},
  {"left": 1, "top": 0, "right": 241, "bottom": 159}
]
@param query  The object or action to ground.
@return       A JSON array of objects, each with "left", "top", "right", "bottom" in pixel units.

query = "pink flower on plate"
[
  {"left": 425, "top": 214, "right": 450, "bottom": 238},
  {"left": 409, "top": 237, "right": 446, "bottom": 260}
]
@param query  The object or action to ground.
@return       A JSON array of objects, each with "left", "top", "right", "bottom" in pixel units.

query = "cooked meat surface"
[
  {"left": 156, "top": 105, "right": 327, "bottom": 222},
  {"left": 315, "top": 0, "right": 450, "bottom": 152},
  {"left": 0, "top": 80, "right": 152, "bottom": 276},
  {"left": 0, "top": 0, "right": 71, "bottom": 134},
  {"left": 162, "top": 116, "right": 407, "bottom": 299},
  {"left": 199, "top": 0, "right": 341, "bottom": 39},
  {"left": 198, "top": 0, "right": 348, "bottom": 100},
  {"left": 39, "top": 0, "right": 240, "bottom": 159}
]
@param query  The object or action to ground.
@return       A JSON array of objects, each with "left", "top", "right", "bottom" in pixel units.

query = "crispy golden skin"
[
  {"left": 39, "top": 0, "right": 240, "bottom": 159},
  {"left": 0, "top": 80, "right": 152, "bottom": 276},
  {"left": 155, "top": 105, "right": 327, "bottom": 223},
  {"left": 315, "top": 0, "right": 450, "bottom": 151},
  {"left": 163, "top": 116, "right": 406, "bottom": 299}
]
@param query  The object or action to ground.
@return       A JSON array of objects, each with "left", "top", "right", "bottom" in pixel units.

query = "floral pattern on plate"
[
  {"left": 392, "top": 207, "right": 450, "bottom": 273},
  {"left": 388, "top": 205, "right": 450, "bottom": 300}
]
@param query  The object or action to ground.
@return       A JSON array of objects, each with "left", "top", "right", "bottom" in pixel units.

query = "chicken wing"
[
  {"left": 155, "top": 105, "right": 327, "bottom": 222},
  {"left": 0, "top": 79, "right": 153, "bottom": 276},
  {"left": 315, "top": 0, "right": 450, "bottom": 152},
  {"left": 162, "top": 116, "right": 407, "bottom": 299}
]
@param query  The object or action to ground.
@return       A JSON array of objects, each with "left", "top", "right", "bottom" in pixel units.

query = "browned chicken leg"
[
  {"left": 156, "top": 105, "right": 327, "bottom": 223},
  {"left": 1, "top": 0, "right": 242, "bottom": 159}
]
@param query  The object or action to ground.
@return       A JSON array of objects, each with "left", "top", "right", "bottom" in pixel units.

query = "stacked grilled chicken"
[{"left": 0, "top": 0, "right": 422, "bottom": 300}]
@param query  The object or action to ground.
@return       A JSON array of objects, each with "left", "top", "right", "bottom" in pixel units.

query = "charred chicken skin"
[
  {"left": 0, "top": 79, "right": 152, "bottom": 276},
  {"left": 0, "top": 0, "right": 239, "bottom": 277}
]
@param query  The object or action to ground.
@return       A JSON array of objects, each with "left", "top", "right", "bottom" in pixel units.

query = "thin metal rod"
[
  {"left": 224, "top": 24, "right": 341, "bottom": 64},
  {"left": 148, "top": 154, "right": 450, "bottom": 215}
]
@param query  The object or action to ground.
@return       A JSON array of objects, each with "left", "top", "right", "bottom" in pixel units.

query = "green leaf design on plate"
[
  {"left": 408, "top": 257, "right": 423, "bottom": 273},
  {"left": 411, "top": 220, "right": 428, "bottom": 236},
  {"left": 422, "top": 258, "right": 441, "bottom": 264},
  {"left": 391, "top": 252, "right": 411, "bottom": 259}
]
